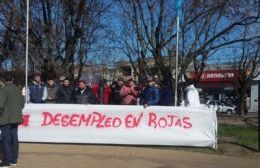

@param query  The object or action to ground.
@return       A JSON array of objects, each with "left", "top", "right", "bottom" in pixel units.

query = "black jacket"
[
  {"left": 56, "top": 86, "right": 75, "bottom": 104},
  {"left": 74, "top": 87, "right": 97, "bottom": 104}
]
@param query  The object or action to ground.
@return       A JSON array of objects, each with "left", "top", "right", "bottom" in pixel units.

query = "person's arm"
[
  {"left": 88, "top": 89, "right": 97, "bottom": 104},
  {"left": 27, "top": 87, "right": 30, "bottom": 103},
  {"left": 42, "top": 87, "right": 48, "bottom": 101},
  {"left": 130, "top": 86, "right": 138, "bottom": 97},
  {"left": 120, "top": 86, "right": 129, "bottom": 97},
  {"left": 0, "top": 91, "right": 6, "bottom": 113},
  {"left": 55, "top": 88, "right": 62, "bottom": 103}
]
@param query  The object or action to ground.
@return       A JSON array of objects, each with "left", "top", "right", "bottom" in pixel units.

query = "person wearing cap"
[
  {"left": 140, "top": 76, "right": 160, "bottom": 108},
  {"left": 0, "top": 75, "right": 24, "bottom": 167}
]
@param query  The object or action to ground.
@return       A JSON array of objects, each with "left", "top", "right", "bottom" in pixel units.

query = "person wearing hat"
[
  {"left": 140, "top": 76, "right": 160, "bottom": 108},
  {"left": 0, "top": 75, "right": 24, "bottom": 167}
]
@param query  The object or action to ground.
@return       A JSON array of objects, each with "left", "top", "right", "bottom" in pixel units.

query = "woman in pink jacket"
[{"left": 120, "top": 79, "right": 138, "bottom": 105}]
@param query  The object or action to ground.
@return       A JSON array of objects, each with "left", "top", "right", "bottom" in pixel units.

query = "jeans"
[{"left": 0, "top": 124, "right": 19, "bottom": 164}]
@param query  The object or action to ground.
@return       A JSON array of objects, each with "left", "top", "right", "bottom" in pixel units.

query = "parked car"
[{"left": 204, "top": 100, "right": 237, "bottom": 114}]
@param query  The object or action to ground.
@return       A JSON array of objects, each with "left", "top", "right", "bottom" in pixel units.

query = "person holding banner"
[
  {"left": 0, "top": 75, "right": 24, "bottom": 168},
  {"left": 74, "top": 80, "right": 97, "bottom": 104},
  {"left": 28, "top": 74, "right": 47, "bottom": 103},
  {"left": 56, "top": 78, "right": 75, "bottom": 104}
]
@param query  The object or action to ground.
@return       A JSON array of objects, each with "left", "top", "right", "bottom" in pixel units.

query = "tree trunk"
[{"left": 238, "top": 84, "right": 247, "bottom": 116}]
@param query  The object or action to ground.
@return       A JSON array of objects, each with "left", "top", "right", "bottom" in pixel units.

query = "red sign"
[{"left": 188, "top": 70, "right": 238, "bottom": 83}]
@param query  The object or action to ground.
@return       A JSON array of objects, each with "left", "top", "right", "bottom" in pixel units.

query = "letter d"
[{"left": 41, "top": 112, "right": 53, "bottom": 126}]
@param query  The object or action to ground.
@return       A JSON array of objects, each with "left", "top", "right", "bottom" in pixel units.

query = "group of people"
[
  {"left": 26, "top": 74, "right": 174, "bottom": 107},
  {"left": 0, "top": 72, "right": 201, "bottom": 167}
]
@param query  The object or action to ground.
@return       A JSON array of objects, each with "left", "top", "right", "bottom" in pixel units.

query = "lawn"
[{"left": 218, "top": 124, "right": 258, "bottom": 151}]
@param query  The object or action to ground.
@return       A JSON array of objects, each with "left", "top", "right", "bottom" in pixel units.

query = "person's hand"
[{"left": 48, "top": 96, "right": 53, "bottom": 100}]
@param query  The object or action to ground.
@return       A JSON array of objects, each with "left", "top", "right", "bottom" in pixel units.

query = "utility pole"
[
  {"left": 25, "top": 0, "right": 29, "bottom": 103},
  {"left": 257, "top": 80, "right": 260, "bottom": 153}
]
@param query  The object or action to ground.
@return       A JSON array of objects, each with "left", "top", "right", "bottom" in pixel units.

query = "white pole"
[
  {"left": 174, "top": 16, "right": 179, "bottom": 106},
  {"left": 25, "top": 0, "right": 29, "bottom": 103}
]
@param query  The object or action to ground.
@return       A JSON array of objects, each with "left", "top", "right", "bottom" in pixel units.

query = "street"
[{"left": 5, "top": 143, "right": 259, "bottom": 168}]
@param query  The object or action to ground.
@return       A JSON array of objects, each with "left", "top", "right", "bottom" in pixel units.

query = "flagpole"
[
  {"left": 25, "top": 0, "right": 29, "bottom": 103},
  {"left": 174, "top": 15, "right": 179, "bottom": 106}
]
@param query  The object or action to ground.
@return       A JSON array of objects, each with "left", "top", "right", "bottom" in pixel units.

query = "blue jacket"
[
  {"left": 29, "top": 83, "right": 45, "bottom": 103},
  {"left": 141, "top": 86, "right": 160, "bottom": 105},
  {"left": 159, "top": 86, "right": 174, "bottom": 106}
]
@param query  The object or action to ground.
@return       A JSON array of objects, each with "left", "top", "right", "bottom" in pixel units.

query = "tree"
[
  {"left": 0, "top": 0, "right": 111, "bottom": 81},
  {"left": 235, "top": 28, "right": 259, "bottom": 115},
  {"left": 115, "top": 0, "right": 260, "bottom": 103}
]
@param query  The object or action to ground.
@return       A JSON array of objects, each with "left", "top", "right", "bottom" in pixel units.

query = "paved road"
[{"left": 4, "top": 143, "right": 260, "bottom": 168}]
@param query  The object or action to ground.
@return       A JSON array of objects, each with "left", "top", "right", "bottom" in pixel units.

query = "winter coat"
[
  {"left": 120, "top": 85, "right": 138, "bottom": 105},
  {"left": 91, "top": 83, "right": 100, "bottom": 103},
  {"left": 0, "top": 84, "right": 24, "bottom": 125},
  {"left": 28, "top": 82, "right": 47, "bottom": 103},
  {"left": 110, "top": 85, "right": 122, "bottom": 105},
  {"left": 56, "top": 86, "right": 75, "bottom": 104},
  {"left": 159, "top": 86, "right": 174, "bottom": 106},
  {"left": 46, "top": 85, "right": 58, "bottom": 103},
  {"left": 74, "top": 87, "right": 97, "bottom": 104},
  {"left": 140, "top": 85, "right": 160, "bottom": 106},
  {"left": 103, "top": 85, "right": 112, "bottom": 104}
]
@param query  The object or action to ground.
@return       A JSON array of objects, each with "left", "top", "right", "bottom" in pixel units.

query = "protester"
[
  {"left": 140, "top": 76, "right": 160, "bottom": 108},
  {"left": 46, "top": 78, "right": 57, "bottom": 103},
  {"left": 158, "top": 81, "right": 174, "bottom": 106},
  {"left": 91, "top": 81, "right": 100, "bottom": 103},
  {"left": 28, "top": 74, "right": 47, "bottom": 103},
  {"left": 74, "top": 80, "right": 97, "bottom": 104},
  {"left": 110, "top": 77, "right": 124, "bottom": 105},
  {"left": 120, "top": 79, "right": 138, "bottom": 105},
  {"left": 185, "top": 84, "right": 200, "bottom": 107},
  {"left": 102, "top": 79, "right": 112, "bottom": 104},
  {"left": 0, "top": 75, "right": 24, "bottom": 167},
  {"left": 56, "top": 78, "right": 75, "bottom": 104},
  {"left": 58, "top": 76, "right": 66, "bottom": 86}
]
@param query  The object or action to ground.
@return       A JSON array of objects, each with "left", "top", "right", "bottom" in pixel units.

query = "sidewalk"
[{"left": 9, "top": 143, "right": 260, "bottom": 168}]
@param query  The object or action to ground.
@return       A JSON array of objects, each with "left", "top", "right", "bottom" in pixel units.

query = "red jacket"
[
  {"left": 103, "top": 85, "right": 112, "bottom": 104},
  {"left": 91, "top": 83, "right": 100, "bottom": 103}
]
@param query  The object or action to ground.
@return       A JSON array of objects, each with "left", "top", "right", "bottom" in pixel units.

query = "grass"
[{"left": 218, "top": 124, "right": 258, "bottom": 150}]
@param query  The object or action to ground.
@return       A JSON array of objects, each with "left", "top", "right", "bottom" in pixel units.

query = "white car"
[{"left": 204, "top": 100, "right": 237, "bottom": 114}]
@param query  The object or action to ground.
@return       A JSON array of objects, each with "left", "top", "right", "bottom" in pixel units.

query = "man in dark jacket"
[
  {"left": 110, "top": 77, "right": 124, "bottom": 105},
  {"left": 74, "top": 80, "right": 97, "bottom": 104},
  {"left": 140, "top": 76, "right": 160, "bottom": 108},
  {"left": 46, "top": 78, "right": 58, "bottom": 103},
  {"left": 0, "top": 75, "right": 24, "bottom": 167},
  {"left": 28, "top": 74, "right": 47, "bottom": 103},
  {"left": 56, "top": 78, "right": 75, "bottom": 104}
]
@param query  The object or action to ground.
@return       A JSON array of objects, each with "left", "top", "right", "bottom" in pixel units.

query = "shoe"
[
  {"left": 10, "top": 163, "right": 17, "bottom": 166},
  {"left": 0, "top": 162, "right": 10, "bottom": 168}
]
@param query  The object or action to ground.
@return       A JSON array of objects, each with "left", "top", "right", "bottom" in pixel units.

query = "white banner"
[{"left": 19, "top": 104, "right": 217, "bottom": 148}]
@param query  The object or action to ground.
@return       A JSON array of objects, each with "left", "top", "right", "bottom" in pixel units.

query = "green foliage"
[{"left": 218, "top": 124, "right": 258, "bottom": 149}]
